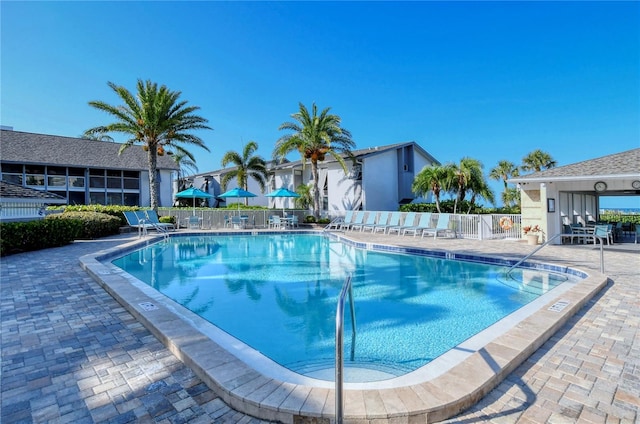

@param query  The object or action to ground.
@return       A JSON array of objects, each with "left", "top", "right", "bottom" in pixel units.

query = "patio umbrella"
[
  {"left": 266, "top": 187, "right": 300, "bottom": 216},
  {"left": 175, "top": 187, "right": 214, "bottom": 214},
  {"left": 218, "top": 187, "right": 257, "bottom": 213}
]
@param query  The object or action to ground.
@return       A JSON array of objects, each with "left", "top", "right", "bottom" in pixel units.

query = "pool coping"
[{"left": 79, "top": 231, "right": 608, "bottom": 424}]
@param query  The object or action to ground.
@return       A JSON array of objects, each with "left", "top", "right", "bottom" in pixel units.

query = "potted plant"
[{"left": 523, "top": 225, "right": 542, "bottom": 245}]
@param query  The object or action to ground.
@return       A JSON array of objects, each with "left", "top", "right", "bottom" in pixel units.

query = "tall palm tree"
[
  {"left": 84, "top": 79, "right": 211, "bottom": 211},
  {"left": 412, "top": 164, "right": 456, "bottom": 213},
  {"left": 521, "top": 149, "right": 557, "bottom": 173},
  {"left": 172, "top": 150, "right": 199, "bottom": 192},
  {"left": 489, "top": 160, "right": 520, "bottom": 209},
  {"left": 489, "top": 160, "right": 520, "bottom": 190},
  {"left": 503, "top": 187, "right": 521, "bottom": 208},
  {"left": 451, "top": 157, "right": 485, "bottom": 213},
  {"left": 274, "top": 102, "right": 355, "bottom": 219},
  {"left": 220, "top": 141, "right": 268, "bottom": 205}
]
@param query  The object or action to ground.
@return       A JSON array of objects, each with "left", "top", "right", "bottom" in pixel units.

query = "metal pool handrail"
[
  {"left": 507, "top": 233, "right": 605, "bottom": 278},
  {"left": 335, "top": 274, "right": 356, "bottom": 424}
]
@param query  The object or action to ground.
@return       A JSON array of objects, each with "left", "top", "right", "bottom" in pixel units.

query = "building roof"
[
  {"left": 0, "top": 180, "right": 66, "bottom": 203},
  {"left": 510, "top": 148, "right": 640, "bottom": 183},
  {"left": 269, "top": 141, "right": 440, "bottom": 171},
  {"left": 0, "top": 130, "right": 179, "bottom": 171}
]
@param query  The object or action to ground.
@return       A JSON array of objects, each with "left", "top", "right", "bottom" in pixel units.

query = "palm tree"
[
  {"left": 503, "top": 187, "right": 521, "bottom": 208},
  {"left": 274, "top": 102, "right": 355, "bottom": 219},
  {"left": 294, "top": 184, "right": 312, "bottom": 210},
  {"left": 84, "top": 79, "right": 211, "bottom": 211},
  {"left": 489, "top": 160, "right": 520, "bottom": 209},
  {"left": 172, "top": 150, "right": 199, "bottom": 192},
  {"left": 81, "top": 133, "right": 114, "bottom": 142},
  {"left": 412, "top": 164, "right": 456, "bottom": 213},
  {"left": 521, "top": 149, "right": 557, "bottom": 173},
  {"left": 451, "top": 157, "right": 485, "bottom": 213},
  {"left": 489, "top": 160, "right": 520, "bottom": 190},
  {"left": 220, "top": 141, "right": 269, "bottom": 205}
]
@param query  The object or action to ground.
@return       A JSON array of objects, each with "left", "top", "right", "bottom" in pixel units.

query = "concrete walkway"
[{"left": 1, "top": 231, "right": 638, "bottom": 423}]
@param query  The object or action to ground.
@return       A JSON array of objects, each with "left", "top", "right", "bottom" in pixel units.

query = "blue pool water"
[{"left": 112, "top": 234, "right": 568, "bottom": 381}]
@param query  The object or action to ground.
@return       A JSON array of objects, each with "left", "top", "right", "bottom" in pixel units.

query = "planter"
[{"left": 526, "top": 234, "right": 540, "bottom": 246}]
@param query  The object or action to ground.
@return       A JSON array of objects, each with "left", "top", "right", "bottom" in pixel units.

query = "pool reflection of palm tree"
[
  {"left": 275, "top": 280, "right": 337, "bottom": 347},
  {"left": 224, "top": 275, "right": 266, "bottom": 301}
]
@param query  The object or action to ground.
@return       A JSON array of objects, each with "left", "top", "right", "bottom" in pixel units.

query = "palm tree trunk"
[
  {"left": 311, "top": 160, "right": 320, "bottom": 219},
  {"left": 148, "top": 149, "right": 159, "bottom": 211}
]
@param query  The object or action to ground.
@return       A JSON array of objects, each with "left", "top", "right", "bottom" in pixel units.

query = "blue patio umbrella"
[
  {"left": 218, "top": 187, "right": 257, "bottom": 212},
  {"left": 266, "top": 187, "right": 300, "bottom": 215},
  {"left": 175, "top": 187, "right": 214, "bottom": 213}
]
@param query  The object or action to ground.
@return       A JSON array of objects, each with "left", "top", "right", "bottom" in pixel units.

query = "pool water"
[{"left": 112, "top": 234, "right": 566, "bottom": 382}]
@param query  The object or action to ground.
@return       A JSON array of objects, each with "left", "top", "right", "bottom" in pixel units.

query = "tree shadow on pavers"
[{"left": 442, "top": 279, "right": 613, "bottom": 423}]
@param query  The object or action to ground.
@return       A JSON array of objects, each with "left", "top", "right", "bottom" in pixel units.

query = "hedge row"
[{"left": 1, "top": 211, "right": 121, "bottom": 256}]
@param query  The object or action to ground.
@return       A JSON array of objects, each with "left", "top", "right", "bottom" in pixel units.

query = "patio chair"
[
  {"left": 421, "top": 213, "right": 453, "bottom": 239},
  {"left": 351, "top": 212, "right": 376, "bottom": 232},
  {"left": 593, "top": 224, "right": 612, "bottom": 245},
  {"left": 187, "top": 215, "right": 201, "bottom": 229},
  {"left": 402, "top": 213, "right": 432, "bottom": 237},
  {"left": 387, "top": 212, "right": 416, "bottom": 235},
  {"left": 144, "top": 210, "right": 175, "bottom": 231},
  {"left": 341, "top": 211, "right": 364, "bottom": 231},
  {"left": 270, "top": 215, "right": 283, "bottom": 230},
  {"left": 123, "top": 211, "right": 154, "bottom": 237},
  {"left": 290, "top": 215, "right": 299, "bottom": 228}
]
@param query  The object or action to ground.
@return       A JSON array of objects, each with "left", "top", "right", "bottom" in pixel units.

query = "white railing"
[{"left": 158, "top": 208, "right": 523, "bottom": 240}]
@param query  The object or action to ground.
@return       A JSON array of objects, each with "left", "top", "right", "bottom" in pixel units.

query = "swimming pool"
[{"left": 111, "top": 233, "right": 573, "bottom": 383}]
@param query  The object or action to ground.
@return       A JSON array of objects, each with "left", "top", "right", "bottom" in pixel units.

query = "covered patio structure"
[{"left": 509, "top": 148, "right": 640, "bottom": 244}]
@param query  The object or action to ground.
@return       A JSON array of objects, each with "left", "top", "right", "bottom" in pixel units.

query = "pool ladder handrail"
[
  {"left": 507, "top": 233, "right": 605, "bottom": 279},
  {"left": 335, "top": 274, "right": 356, "bottom": 424}
]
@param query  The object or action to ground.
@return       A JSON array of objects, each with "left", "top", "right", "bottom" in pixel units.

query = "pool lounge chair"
[
  {"left": 123, "top": 211, "right": 154, "bottom": 237},
  {"left": 144, "top": 210, "right": 175, "bottom": 231},
  {"left": 387, "top": 212, "right": 416, "bottom": 235},
  {"left": 326, "top": 211, "right": 353, "bottom": 231},
  {"left": 341, "top": 211, "right": 364, "bottom": 231},
  {"left": 375, "top": 211, "right": 400, "bottom": 234},
  {"left": 402, "top": 213, "right": 432, "bottom": 237},
  {"left": 421, "top": 213, "right": 454, "bottom": 239},
  {"left": 370, "top": 212, "right": 391, "bottom": 233},
  {"left": 351, "top": 212, "right": 377, "bottom": 232}
]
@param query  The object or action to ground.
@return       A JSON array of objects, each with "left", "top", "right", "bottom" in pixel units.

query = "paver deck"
[{"left": 1, "top": 229, "right": 638, "bottom": 423}]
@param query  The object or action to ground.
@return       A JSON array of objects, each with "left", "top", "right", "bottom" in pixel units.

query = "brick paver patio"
[{"left": 1, "top": 231, "right": 638, "bottom": 423}]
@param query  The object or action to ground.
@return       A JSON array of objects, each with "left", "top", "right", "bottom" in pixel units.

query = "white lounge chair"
[
  {"left": 387, "top": 212, "right": 416, "bottom": 235},
  {"left": 402, "top": 213, "right": 432, "bottom": 237},
  {"left": 421, "top": 213, "right": 454, "bottom": 239}
]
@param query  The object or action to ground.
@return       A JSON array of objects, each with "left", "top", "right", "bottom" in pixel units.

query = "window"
[
  {"left": 69, "top": 176, "right": 85, "bottom": 188},
  {"left": 106, "top": 192, "right": 122, "bottom": 205},
  {"left": 47, "top": 176, "right": 66, "bottom": 187},
  {"left": 2, "top": 173, "right": 22, "bottom": 185},
  {"left": 123, "top": 193, "right": 139, "bottom": 206},
  {"left": 69, "top": 192, "right": 85, "bottom": 205},
  {"left": 25, "top": 165, "right": 45, "bottom": 186},
  {"left": 47, "top": 166, "right": 66, "bottom": 175},
  {"left": 89, "top": 192, "right": 106, "bottom": 204}
]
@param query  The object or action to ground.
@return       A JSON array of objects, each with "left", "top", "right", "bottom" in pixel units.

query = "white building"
[{"left": 188, "top": 141, "right": 440, "bottom": 214}]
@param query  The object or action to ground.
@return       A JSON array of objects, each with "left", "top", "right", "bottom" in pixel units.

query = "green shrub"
[
  {"left": 47, "top": 211, "right": 121, "bottom": 239},
  {"left": 49, "top": 204, "right": 141, "bottom": 226},
  {"left": 159, "top": 215, "right": 176, "bottom": 225},
  {"left": 304, "top": 215, "right": 316, "bottom": 223},
  {"left": 400, "top": 201, "right": 520, "bottom": 215},
  {"left": 0, "top": 218, "right": 83, "bottom": 256},
  {"left": 317, "top": 218, "right": 331, "bottom": 224}
]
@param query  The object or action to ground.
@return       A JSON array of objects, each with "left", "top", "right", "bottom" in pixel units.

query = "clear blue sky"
[{"left": 2, "top": 1, "right": 639, "bottom": 208}]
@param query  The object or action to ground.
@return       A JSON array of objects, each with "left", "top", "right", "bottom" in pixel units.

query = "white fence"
[{"left": 159, "top": 208, "right": 522, "bottom": 240}]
